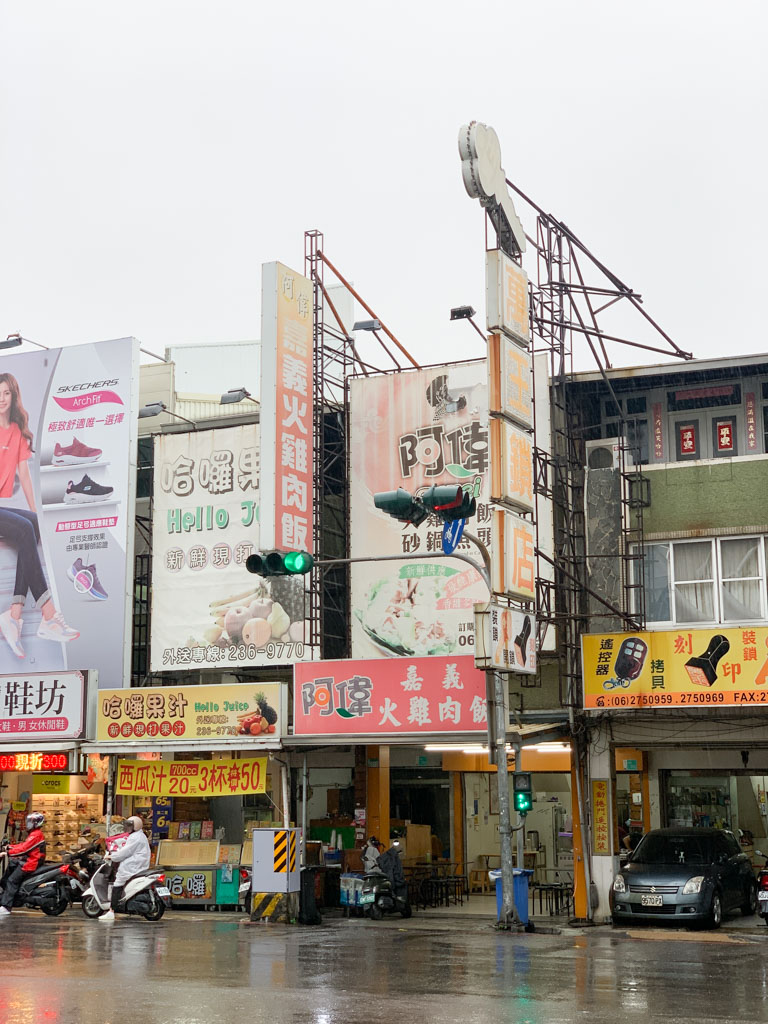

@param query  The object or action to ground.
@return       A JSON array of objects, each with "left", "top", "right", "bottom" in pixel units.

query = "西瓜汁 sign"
[
  {"left": 0, "top": 671, "right": 87, "bottom": 740},
  {"left": 582, "top": 627, "right": 768, "bottom": 709},
  {"left": 294, "top": 655, "right": 488, "bottom": 736},
  {"left": 116, "top": 757, "right": 267, "bottom": 797},
  {"left": 97, "top": 682, "right": 283, "bottom": 742}
]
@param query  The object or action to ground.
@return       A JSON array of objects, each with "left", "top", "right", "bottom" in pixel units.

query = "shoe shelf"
[
  {"left": 41, "top": 498, "right": 119, "bottom": 511},
  {"left": 40, "top": 462, "right": 112, "bottom": 474}
]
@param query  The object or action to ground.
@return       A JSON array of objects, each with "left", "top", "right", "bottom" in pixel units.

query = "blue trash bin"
[{"left": 490, "top": 868, "right": 533, "bottom": 924}]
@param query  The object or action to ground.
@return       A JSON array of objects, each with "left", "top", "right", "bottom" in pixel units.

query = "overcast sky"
[{"left": 1, "top": 1, "right": 764, "bottom": 374}]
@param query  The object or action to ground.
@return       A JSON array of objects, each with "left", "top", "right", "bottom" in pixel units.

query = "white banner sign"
[
  {"left": 486, "top": 249, "right": 529, "bottom": 345},
  {"left": 0, "top": 670, "right": 87, "bottom": 740},
  {"left": 150, "top": 425, "right": 311, "bottom": 671},
  {"left": 474, "top": 603, "right": 536, "bottom": 674}
]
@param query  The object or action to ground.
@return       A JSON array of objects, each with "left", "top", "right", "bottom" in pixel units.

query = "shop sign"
[
  {"left": 715, "top": 419, "right": 734, "bottom": 453},
  {"left": 678, "top": 423, "right": 697, "bottom": 457},
  {"left": 591, "top": 778, "right": 611, "bottom": 855},
  {"left": 294, "top": 655, "right": 488, "bottom": 736},
  {"left": 652, "top": 402, "right": 664, "bottom": 460},
  {"left": 96, "top": 682, "right": 283, "bottom": 742},
  {"left": 490, "top": 419, "right": 534, "bottom": 514},
  {"left": 0, "top": 671, "right": 87, "bottom": 740},
  {"left": 490, "top": 509, "right": 535, "bottom": 602},
  {"left": 116, "top": 757, "right": 267, "bottom": 797},
  {"left": 165, "top": 869, "right": 214, "bottom": 901},
  {"left": 259, "top": 261, "right": 315, "bottom": 555},
  {"left": 489, "top": 334, "right": 532, "bottom": 429},
  {"left": 583, "top": 627, "right": 768, "bottom": 710},
  {"left": 746, "top": 392, "right": 758, "bottom": 451},
  {"left": 473, "top": 602, "right": 536, "bottom": 674},
  {"left": 0, "top": 339, "right": 138, "bottom": 684},
  {"left": 349, "top": 361, "right": 490, "bottom": 659},
  {"left": 0, "top": 752, "right": 69, "bottom": 772},
  {"left": 150, "top": 425, "right": 311, "bottom": 671},
  {"left": 485, "top": 249, "right": 529, "bottom": 345},
  {"left": 33, "top": 774, "right": 71, "bottom": 794}
]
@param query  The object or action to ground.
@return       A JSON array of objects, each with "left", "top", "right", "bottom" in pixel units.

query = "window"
[{"left": 638, "top": 536, "right": 768, "bottom": 626}]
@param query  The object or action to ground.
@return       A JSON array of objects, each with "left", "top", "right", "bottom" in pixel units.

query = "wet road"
[{"left": 0, "top": 910, "right": 764, "bottom": 1024}]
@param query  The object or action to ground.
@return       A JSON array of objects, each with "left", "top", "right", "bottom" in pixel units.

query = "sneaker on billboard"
[
  {"left": 67, "top": 559, "right": 108, "bottom": 600},
  {"left": 63, "top": 475, "right": 113, "bottom": 504},
  {"left": 37, "top": 613, "right": 80, "bottom": 643},
  {"left": 0, "top": 610, "right": 24, "bottom": 658},
  {"left": 52, "top": 437, "right": 103, "bottom": 466}
]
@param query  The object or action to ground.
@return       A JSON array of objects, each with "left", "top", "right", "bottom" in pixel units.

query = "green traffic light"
[
  {"left": 514, "top": 791, "right": 533, "bottom": 815},
  {"left": 246, "top": 550, "right": 314, "bottom": 577},
  {"left": 284, "top": 550, "right": 314, "bottom": 574}
]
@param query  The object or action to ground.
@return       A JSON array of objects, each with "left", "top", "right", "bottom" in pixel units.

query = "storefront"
[{"left": 83, "top": 681, "right": 286, "bottom": 908}]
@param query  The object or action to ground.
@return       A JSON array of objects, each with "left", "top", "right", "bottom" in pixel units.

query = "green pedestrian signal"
[
  {"left": 513, "top": 772, "right": 533, "bottom": 816},
  {"left": 246, "top": 550, "right": 314, "bottom": 577},
  {"left": 421, "top": 484, "right": 476, "bottom": 523},
  {"left": 373, "top": 488, "right": 429, "bottom": 526}
]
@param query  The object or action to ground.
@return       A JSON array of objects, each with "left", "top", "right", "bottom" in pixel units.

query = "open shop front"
[{"left": 84, "top": 680, "right": 287, "bottom": 909}]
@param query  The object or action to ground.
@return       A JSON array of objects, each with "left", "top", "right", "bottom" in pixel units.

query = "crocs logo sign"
[
  {"left": 459, "top": 121, "right": 526, "bottom": 257},
  {"left": 53, "top": 390, "right": 124, "bottom": 412}
]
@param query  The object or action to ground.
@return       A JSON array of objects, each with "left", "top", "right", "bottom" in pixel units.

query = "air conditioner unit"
[{"left": 584, "top": 438, "right": 621, "bottom": 470}]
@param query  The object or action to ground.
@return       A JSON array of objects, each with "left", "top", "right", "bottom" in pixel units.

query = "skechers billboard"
[{"left": 0, "top": 338, "right": 138, "bottom": 685}]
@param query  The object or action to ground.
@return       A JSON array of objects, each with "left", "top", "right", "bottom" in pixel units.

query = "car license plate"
[
  {"left": 359, "top": 893, "right": 374, "bottom": 904},
  {"left": 758, "top": 891, "right": 768, "bottom": 901},
  {"left": 640, "top": 895, "right": 663, "bottom": 907},
  {"left": 155, "top": 886, "right": 171, "bottom": 897}
]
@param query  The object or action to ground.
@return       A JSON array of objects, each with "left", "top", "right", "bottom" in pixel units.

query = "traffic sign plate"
[{"left": 442, "top": 517, "right": 466, "bottom": 555}]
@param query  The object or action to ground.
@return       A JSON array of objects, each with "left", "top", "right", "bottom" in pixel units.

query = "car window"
[
  {"left": 723, "top": 833, "right": 741, "bottom": 858},
  {"left": 631, "top": 834, "right": 713, "bottom": 865}
]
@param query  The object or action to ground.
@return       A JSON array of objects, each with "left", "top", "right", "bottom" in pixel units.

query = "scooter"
[
  {"left": 239, "top": 868, "right": 252, "bottom": 913},
  {"left": 81, "top": 855, "right": 172, "bottom": 921},
  {"left": 360, "top": 841, "right": 412, "bottom": 920},
  {"left": 60, "top": 838, "right": 105, "bottom": 904},
  {"left": 755, "top": 850, "right": 768, "bottom": 925},
  {"left": 0, "top": 837, "right": 74, "bottom": 916}
]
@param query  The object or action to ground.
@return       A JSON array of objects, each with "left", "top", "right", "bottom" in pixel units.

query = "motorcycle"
[
  {"left": 360, "top": 841, "right": 412, "bottom": 920},
  {"left": 239, "top": 867, "right": 252, "bottom": 913},
  {"left": 60, "top": 837, "right": 105, "bottom": 904},
  {"left": 755, "top": 850, "right": 768, "bottom": 924},
  {"left": 81, "top": 855, "right": 172, "bottom": 921},
  {"left": 0, "top": 837, "right": 74, "bottom": 916}
]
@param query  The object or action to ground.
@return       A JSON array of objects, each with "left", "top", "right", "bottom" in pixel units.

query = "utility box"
[{"left": 252, "top": 828, "right": 301, "bottom": 894}]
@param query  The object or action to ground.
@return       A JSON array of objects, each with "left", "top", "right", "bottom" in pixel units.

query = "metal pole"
[
  {"left": 493, "top": 670, "right": 520, "bottom": 929},
  {"left": 105, "top": 755, "right": 116, "bottom": 835},
  {"left": 301, "top": 754, "right": 309, "bottom": 867},
  {"left": 281, "top": 761, "right": 290, "bottom": 830}
]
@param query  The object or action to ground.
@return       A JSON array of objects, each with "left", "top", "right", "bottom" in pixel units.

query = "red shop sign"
[
  {"left": 678, "top": 424, "right": 697, "bottom": 456},
  {"left": 716, "top": 421, "right": 734, "bottom": 452},
  {"left": 293, "top": 655, "right": 488, "bottom": 735}
]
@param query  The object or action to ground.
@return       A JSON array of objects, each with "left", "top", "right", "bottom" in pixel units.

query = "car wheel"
[
  {"left": 742, "top": 883, "right": 757, "bottom": 917},
  {"left": 707, "top": 890, "right": 723, "bottom": 929}
]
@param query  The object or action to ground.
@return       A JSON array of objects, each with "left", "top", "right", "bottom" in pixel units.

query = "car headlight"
[
  {"left": 682, "top": 875, "right": 705, "bottom": 894},
  {"left": 613, "top": 874, "right": 626, "bottom": 893}
]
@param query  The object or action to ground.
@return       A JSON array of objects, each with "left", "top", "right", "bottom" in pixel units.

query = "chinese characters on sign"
[
  {"left": 474, "top": 603, "right": 537, "bottom": 674},
  {"left": 165, "top": 870, "right": 213, "bottom": 901},
  {"left": 583, "top": 627, "right": 768, "bottom": 709},
  {"left": 116, "top": 757, "right": 267, "bottom": 797},
  {"left": 0, "top": 753, "right": 69, "bottom": 771},
  {"left": 96, "top": 683, "right": 283, "bottom": 742},
  {"left": 490, "top": 510, "right": 535, "bottom": 603},
  {"left": 259, "top": 262, "right": 315, "bottom": 554},
  {"left": 591, "top": 779, "right": 611, "bottom": 855},
  {"left": 490, "top": 419, "right": 534, "bottom": 513},
  {"left": 715, "top": 419, "right": 734, "bottom": 453},
  {"left": 678, "top": 423, "right": 697, "bottom": 457},
  {"left": 294, "top": 656, "right": 488, "bottom": 735},
  {"left": 652, "top": 402, "right": 664, "bottom": 460},
  {"left": 746, "top": 393, "right": 758, "bottom": 451},
  {"left": 485, "top": 249, "right": 530, "bottom": 345},
  {"left": 0, "top": 672, "right": 85, "bottom": 739}
]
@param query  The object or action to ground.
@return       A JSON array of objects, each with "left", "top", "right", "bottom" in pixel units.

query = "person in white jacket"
[{"left": 99, "top": 816, "right": 151, "bottom": 922}]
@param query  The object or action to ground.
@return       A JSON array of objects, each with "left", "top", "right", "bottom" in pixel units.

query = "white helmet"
[{"left": 124, "top": 815, "right": 143, "bottom": 833}]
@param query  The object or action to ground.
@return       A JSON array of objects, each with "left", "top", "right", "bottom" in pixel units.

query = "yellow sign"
[
  {"left": 11, "top": 801, "right": 27, "bottom": 812},
  {"left": 32, "top": 774, "right": 70, "bottom": 795},
  {"left": 165, "top": 869, "right": 214, "bottom": 901},
  {"left": 97, "top": 683, "right": 282, "bottom": 743},
  {"left": 583, "top": 627, "right": 768, "bottom": 710},
  {"left": 592, "top": 779, "right": 611, "bottom": 855},
  {"left": 116, "top": 757, "right": 267, "bottom": 797}
]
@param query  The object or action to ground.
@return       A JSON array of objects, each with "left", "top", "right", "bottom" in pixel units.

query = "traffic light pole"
[{"left": 314, "top": 530, "right": 522, "bottom": 929}]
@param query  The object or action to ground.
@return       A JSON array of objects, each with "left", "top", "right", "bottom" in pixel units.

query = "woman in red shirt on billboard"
[{"left": 0, "top": 373, "right": 78, "bottom": 657}]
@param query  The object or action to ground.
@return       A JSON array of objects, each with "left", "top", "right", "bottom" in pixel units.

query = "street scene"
[{"left": 1, "top": 2, "right": 766, "bottom": 1021}]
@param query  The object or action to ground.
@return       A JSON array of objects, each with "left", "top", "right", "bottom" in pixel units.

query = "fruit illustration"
[
  {"left": 224, "top": 605, "right": 251, "bottom": 643},
  {"left": 255, "top": 691, "right": 278, "bottom": 726}
]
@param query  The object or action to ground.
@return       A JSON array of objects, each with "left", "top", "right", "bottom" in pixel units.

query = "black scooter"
[
  {"left": 361, "top": 841, "right": 412, "bottom": 920},
  {"left": 0, "top": 838, "right": 73, "bottom": 916}
]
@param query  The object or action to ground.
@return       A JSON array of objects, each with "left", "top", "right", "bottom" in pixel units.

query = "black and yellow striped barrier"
[{"left": 273, "top": 829, "right": 288, "bottom": 873}]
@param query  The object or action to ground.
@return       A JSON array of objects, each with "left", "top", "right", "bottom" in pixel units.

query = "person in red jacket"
[{"left": 0, "top": 812, "right": 46, "bottom": 915}]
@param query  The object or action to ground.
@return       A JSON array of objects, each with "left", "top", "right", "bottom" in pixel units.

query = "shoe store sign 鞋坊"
[{"left": 0, "top": 670, "right": 87, "bottom": 740}]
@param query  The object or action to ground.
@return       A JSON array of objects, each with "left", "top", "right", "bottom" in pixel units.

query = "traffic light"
[
  {"left": 246, "top": 550, "right": 314, "bottom": 577},
  {"left": 373, "top": 488, "right": 429, "bottom": 526},
  {"left": 421, "top": 484, "right": 477, "bottom": 523},
  {"left": 512, "top": 772, "right": 533, "bottom": 816}
]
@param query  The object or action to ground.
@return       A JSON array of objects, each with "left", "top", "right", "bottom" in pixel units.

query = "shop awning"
[
  {"left": 79, "top": 738, "right": 284, "bottom": 755},
  {"left": 284, "top": 722, "right": 567, "bottom": 748},
  {"left": 0, "top": 740, "right": 84, "bottom": 753}
]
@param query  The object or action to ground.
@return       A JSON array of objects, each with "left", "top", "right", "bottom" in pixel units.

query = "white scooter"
[{"left": 81, "top": 854, "right": 171, "bottom": 921}]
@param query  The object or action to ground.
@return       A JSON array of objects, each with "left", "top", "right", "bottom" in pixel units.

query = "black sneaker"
[{"left": 64, "top": 474, "right": 114, "bottom": 504}]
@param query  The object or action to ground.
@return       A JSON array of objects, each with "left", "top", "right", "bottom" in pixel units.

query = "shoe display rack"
[{"left": 30, "top": 793, "right": 103, "bottom": 860}]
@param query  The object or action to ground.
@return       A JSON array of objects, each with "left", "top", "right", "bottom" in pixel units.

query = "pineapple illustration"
[{"left": 255, "top": 691, "right": 278, "bottom": 726}]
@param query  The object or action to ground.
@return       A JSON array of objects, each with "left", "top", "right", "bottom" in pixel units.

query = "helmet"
[
  {"left": 25, "top": 812, "right": 45, "bottom": 831},
  {"left": 124, "top": 816, "right": 143, "bottom": 833}
]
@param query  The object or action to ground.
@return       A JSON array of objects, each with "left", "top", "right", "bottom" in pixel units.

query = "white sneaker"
[
  {"left": 0, "top": 907, "right": 11, "bottom": 917},
  {"left": 37, "top": 612, "right": 79, "bottom": 643},
  {"left": 0, "top": 611, "right": 24, "bottom": 658},
  {"left": 99, "top": 909, "right": 115, "bottom": 922}
]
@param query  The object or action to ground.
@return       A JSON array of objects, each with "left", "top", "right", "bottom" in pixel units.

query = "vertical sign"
[
  {"left": 745, "top": 393, "right": 758, "bottom": 451},
  {"left": 488, "top": 334, "right": 532, "bottom": 429},
  {"left": 490, "top": 419, "right": 534, "bottom": 513},
  {"left": 678, "top": 423, "right": 697, "bottom": 458},
  {"left": 652, "top": 402, "right": 664, "bottom": 461},
  {"left": 259, "top": 262, "right": 314, "bottom": 553},
  {"left": 715, "top": 419, "right": 734, "bottom": 453},
  {"left": 490, "top": 510, "right": 535, "bottom": 602},
  {"left": 591, "top": 778, "right": 611, "bottom": 855},
  {"left": 486, "top": 250, "right": 529, "bottom": 345}
]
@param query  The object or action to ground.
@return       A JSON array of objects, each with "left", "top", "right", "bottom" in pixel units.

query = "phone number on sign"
[
  {"left": 592, "top": 691, "right": 734, "bottom": 708},
  {"left": 162, "top": 641, "right": 304, "bottom": 666}
]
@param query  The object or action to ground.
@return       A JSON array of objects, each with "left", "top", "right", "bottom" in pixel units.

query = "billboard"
[
  {"left": 259, "top": 261, "right": 314, "bottom": 554},
  {"left": 473, "top": 603, "right": 536, "bottom": 674},
  {"left": 349, "top": 361, "right": 489, "bottom": 658},
  {"left": 116, "top": 757, "right": 267, "bottom": 797},
  {"left": 294, "top": 656, "right": 488, "bottom": 736},
  {"left": 150, "top": 426, "right": 311, "bottom": 671},
  {"left": 582, "top": 627, "right": 768, "bottom": 710},
  {"left": 0, "top": 670, "right": 88, "bottom": 740},
  {"left": 0, "top": 339, "right": 137, "bottom": 685},
  {"left": 486, "top": 250, "right": 529, "bottom": 345}
]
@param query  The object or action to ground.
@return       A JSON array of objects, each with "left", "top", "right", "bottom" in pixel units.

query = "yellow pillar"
[
  {"left": 571, "top": 755, "right": 588, "bottom": 919},
  {"left": 366, "top": 745, "right": 390, "bottom": 842}
]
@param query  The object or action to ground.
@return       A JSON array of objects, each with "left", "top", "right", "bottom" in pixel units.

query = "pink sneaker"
[
  {"left": 52, "top": 437, "right": 102, "bottom": 466},
  {"left": 37, "top": 613, "right": 79, "bottom": 643}
]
